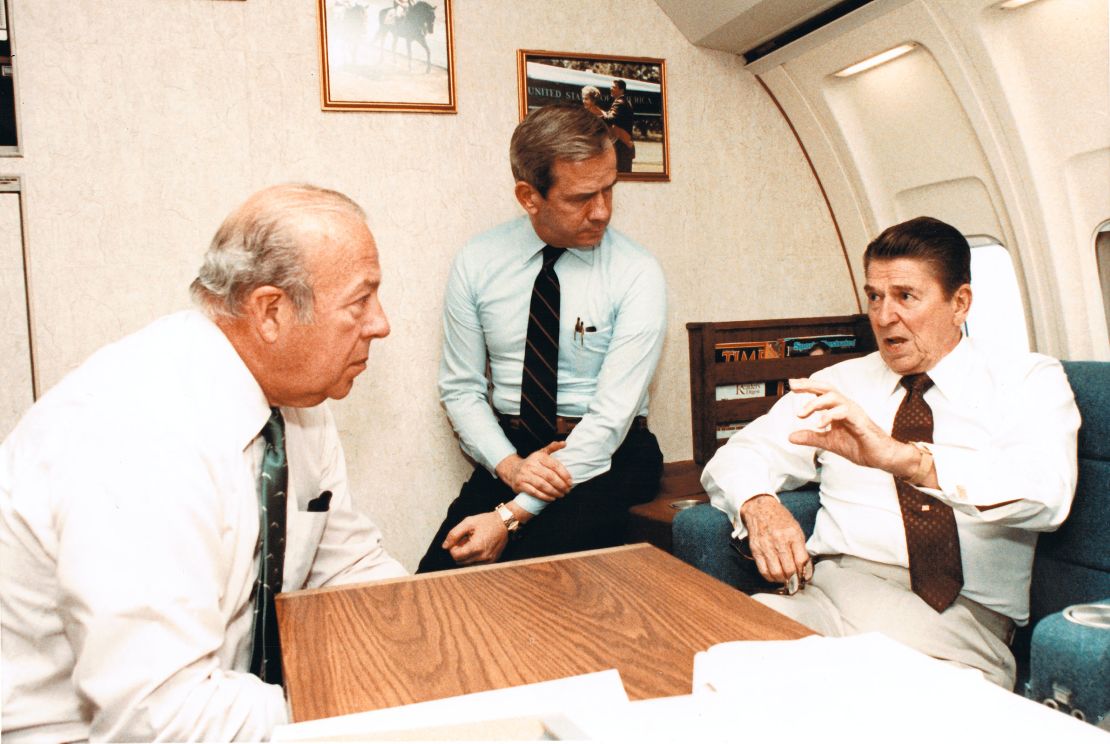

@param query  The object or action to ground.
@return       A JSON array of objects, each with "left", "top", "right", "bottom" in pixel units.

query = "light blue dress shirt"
[{"left": 439, "top": 216, "right": 667, "bottom": 515}]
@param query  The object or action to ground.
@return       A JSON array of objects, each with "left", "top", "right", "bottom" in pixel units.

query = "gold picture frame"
[
  {"left": 317, "top": 0, "right": 456, "bottom": 113},
  {"left": 517, "top": 49, "right": 669, "bottom": 181}
]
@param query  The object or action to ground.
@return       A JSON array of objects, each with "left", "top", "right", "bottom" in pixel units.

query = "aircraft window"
[
  {"left": 1096, "top": 223, "right": 1110, "bottom": 341},
  {"left": 963, "top": 237, "right": 1030, "bottom": 353}
]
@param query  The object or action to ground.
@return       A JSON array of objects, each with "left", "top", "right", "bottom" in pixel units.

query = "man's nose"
[
  {"left": 588, "top": 192, "right": 611, "bottom": 223},
  {"left": 362, "top": 302, "right": 390, "bottom": 339},
  {"left": 874, "top": 298, "right": 898, "bottom": 326}
]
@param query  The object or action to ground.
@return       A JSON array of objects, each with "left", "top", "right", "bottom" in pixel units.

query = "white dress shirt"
[
  {"left": 702, "top": 337, "right": 1079, "bottom": 623},
  {"left": 438, "top": 216, "right": 667, "bottom": 514},
  {"left": 0, "top": 310, "right": 405, "bottom": 743}
]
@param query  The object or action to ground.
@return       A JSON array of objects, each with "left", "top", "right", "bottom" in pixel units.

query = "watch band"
[
  {"left": 494, "top": 502, "right": 521, "bottom": 534},
  {"left": 908, "top": 441, "right": 934, "bottom": 485}
]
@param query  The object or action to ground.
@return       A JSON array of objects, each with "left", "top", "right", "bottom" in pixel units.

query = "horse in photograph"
[{"left": 375, "top": 1, "right": 437, "bottom": 73}]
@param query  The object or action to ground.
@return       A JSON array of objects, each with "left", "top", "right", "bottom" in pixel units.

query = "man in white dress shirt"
[
  {"left": 0, "top": 184, "right": 406, "bottom": 742},
  {"left": 701, "top": 216, "right": 1080, "bottom": 689}
]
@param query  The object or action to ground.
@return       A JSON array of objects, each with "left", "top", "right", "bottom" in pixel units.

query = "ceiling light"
[{"left": 834, "top": 43, "right": 918, "bottom": 78}]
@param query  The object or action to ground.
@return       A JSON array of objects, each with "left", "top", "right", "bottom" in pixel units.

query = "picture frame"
[
  {"left": 317, "top": 0, "right": 456, "bottom": 113},
  {"left": 517, "top": 49, "right": 669, "bottom": 181}
]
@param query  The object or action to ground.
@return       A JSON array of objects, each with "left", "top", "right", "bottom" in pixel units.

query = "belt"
[{"left": 498, "top": 414, "right": 648, "bottom": 436}]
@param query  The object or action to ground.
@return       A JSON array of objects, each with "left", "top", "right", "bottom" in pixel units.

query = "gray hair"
[
  {"left": 510, "top": 104, "right": 612, "bottom": 198},
  {"left": 190, "top": 183, "right": 367, "bottom": 321},
  {"left": 581, "top": 85, "right": 601, "bottom": 103}
]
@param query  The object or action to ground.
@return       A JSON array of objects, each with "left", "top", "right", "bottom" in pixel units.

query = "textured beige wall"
[{"left": 9, "top": 0, "right": 853, "bottom": 570}]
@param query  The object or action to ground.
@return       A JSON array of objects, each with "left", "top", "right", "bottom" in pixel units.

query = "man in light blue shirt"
[{"left": 417, "top": 105, "right": 667, "bottom": 571}]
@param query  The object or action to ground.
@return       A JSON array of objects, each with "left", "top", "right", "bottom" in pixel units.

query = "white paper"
[
  {"left": 272, "top": 668, "right": 629, "bottom": 742},
  {"left": 551, "top": 634, "right": 1110, "bottom": 742}
]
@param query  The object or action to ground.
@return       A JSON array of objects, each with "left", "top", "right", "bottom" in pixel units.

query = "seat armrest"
[{"left": 1025, "top": 599, "right": 1110, "bottom": 727}]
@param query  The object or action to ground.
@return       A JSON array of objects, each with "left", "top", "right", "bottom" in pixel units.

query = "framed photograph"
[
  {"left": 517, "top": 49, "right": 669, "bottom": 181},
  {"left": 317, "top": 0, "right": 456, "bottom": 113}
]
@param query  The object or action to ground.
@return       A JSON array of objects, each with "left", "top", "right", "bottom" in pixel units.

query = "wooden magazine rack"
[{"left": 686, "top": 314, "right": 876, "bottom": 465}]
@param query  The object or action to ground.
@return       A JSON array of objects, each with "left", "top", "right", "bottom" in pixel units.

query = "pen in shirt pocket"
[{"left": 573, "top": 317, "right": 597, "bottom": 346}]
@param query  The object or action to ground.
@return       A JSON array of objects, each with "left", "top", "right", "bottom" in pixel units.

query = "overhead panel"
[{"left": 651, "top": 0, "right": 865, "bottom": 57}]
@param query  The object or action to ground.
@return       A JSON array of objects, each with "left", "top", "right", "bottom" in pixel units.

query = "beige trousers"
[{"left": 754, "top": 555, "right": 1017, "bottom": 689}]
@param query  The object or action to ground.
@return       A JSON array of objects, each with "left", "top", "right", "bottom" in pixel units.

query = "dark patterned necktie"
[
  {"left": 519, "top": 245, "right": 565, "bottom": 448},
  {"left": 250, "top": 407, "right": 287, "bottom": 685},
  {"left": 892, "top": 374, "right": 964, "bottom": 613}
]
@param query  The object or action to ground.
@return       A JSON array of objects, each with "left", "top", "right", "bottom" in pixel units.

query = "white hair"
[{"left": 190, "top": 184, "right": 366, "bottom": 322}]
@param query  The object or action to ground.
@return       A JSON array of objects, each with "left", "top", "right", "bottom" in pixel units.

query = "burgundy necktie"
[
  {"left": 892, "top": 374, "right": 964, "bottom": 613},
  {"left": 519, "top": 245, "right": 565, "bottom": 448}
]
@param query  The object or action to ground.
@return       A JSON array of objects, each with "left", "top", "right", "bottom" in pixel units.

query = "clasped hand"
[
  {"left": 444, "top": 442, "right": 573, "bottom": 566},
  {"left": 496, "top": 441, "right": 573, "bottom": 502}
]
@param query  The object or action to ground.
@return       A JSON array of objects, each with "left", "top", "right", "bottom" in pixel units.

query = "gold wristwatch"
[{"left": 494, "top": 502, "right": 521, "bottom": 536}]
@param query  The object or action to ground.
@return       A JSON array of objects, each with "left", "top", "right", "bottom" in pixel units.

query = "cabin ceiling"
[{"left": 651, "top": 0, "right": 851, "bottom": 56}]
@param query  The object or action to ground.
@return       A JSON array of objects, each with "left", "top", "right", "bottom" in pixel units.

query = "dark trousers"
[
  {"left": 614, "top": 139, "right": 635, "bottom": 172},
  {"left": 416, "top": 425, "right": 663, "bottom": 573}
]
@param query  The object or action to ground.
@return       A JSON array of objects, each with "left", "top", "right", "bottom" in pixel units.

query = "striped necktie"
[
  {"left": 519, "top": 245, "right": 565, "bottom": 448},
  {"left": 250, "top": 407, "right": 287, "bottom": 685},
  {"left": 892, "top": 374, "right": 964, "bottom": 613}
]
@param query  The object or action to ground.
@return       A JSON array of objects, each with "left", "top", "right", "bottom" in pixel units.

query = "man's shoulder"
[
  {"left": 966, "top": 340, "right": 1065, "bottom": 386},
  {"left": 601, "top": 226, "right": 658, "bottom": 263},
  {"left": 459, "top": 216, "right": 533, "bottom": 257}
]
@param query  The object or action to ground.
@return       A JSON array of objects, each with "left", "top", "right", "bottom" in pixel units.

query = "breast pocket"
[
  {"left": 573, "top": 322, "right": 613, "bottom": 377},
  {"left": 282, "top": 510, "right": 327, "bottom": 592}
]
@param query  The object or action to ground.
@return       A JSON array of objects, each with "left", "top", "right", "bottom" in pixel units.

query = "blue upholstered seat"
[{"left": 673, "top": 360, "right": 1109, "bottom": 726}]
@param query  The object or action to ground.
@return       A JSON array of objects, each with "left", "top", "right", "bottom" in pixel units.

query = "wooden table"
[{"left": 276, "top": 543, "right": 814, "bottom": 723}]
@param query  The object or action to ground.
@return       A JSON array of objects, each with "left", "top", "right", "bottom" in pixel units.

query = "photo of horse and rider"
[{"left": 320, "top": 0, "right": 456, "bottom": 112}]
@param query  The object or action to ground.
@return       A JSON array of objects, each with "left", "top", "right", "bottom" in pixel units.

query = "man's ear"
[
  {"left": 242, "top": 286, "right": 286, "bottom": 343},
  {"left": 952, "top": 283, "right": 972, "bottom": 327},
  {"left": 514, "top": 181, "right": 543, "bottom": 216}
]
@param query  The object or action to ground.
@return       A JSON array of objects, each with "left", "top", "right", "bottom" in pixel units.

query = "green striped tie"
[{"left": 250, "top": 407, "right": 287, "bottom": 685}]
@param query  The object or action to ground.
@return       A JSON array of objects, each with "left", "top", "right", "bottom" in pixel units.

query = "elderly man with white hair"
[{"left": 0, "top": 184, "right": 406, "bottom": 742}]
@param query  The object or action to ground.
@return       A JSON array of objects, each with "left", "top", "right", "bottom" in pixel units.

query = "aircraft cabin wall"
[
  {"left": 0, "top": 0, "right": 854, "bottom": 570},
  {"left": 744, "top": 0, "right": 1110, "bottom": 360},
  {"left": 3, "top": 0, "right": 1105, "bottom": 569}
]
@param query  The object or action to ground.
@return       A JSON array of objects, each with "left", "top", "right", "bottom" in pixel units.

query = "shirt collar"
[
  {"left": 924, "top": 334, "right": 972, "bottom": 402},
  {"left": 879, "top": 333, "right": 970, "bottom": 400},
  {"left": 520, "top": 229, "right": 601, "bottom": 267},
  {"left": 188, "top": 310, "right": 274, "bottom": 451}
]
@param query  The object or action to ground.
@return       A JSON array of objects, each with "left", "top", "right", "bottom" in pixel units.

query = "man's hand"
[
  {"left": 443, "top": 512, "right": 509, "bottom": 566},
  {"left": 787, "top": 377, "right": 919, "bottom": 478},
  {"left": 495, "top": 442, "right": 573, "bottom": 502},
  {"left": 740, "top": 495, "right": 812, "bottom": 584}
]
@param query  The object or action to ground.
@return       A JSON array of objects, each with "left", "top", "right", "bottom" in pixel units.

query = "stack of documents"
[
  {"left": 551, "top": 634, "right": 1105, "bottom": 741},
  {"left": 274, "top": 634, "right": 1104, "bottom": 741},
  {"left": 271, "top": 669, "right": 629, "bottom": 741}
]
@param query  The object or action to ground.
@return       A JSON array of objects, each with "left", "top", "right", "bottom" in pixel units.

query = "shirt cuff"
[{"left": 513, "top": 493, "right": 547, "bottom": 516}]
